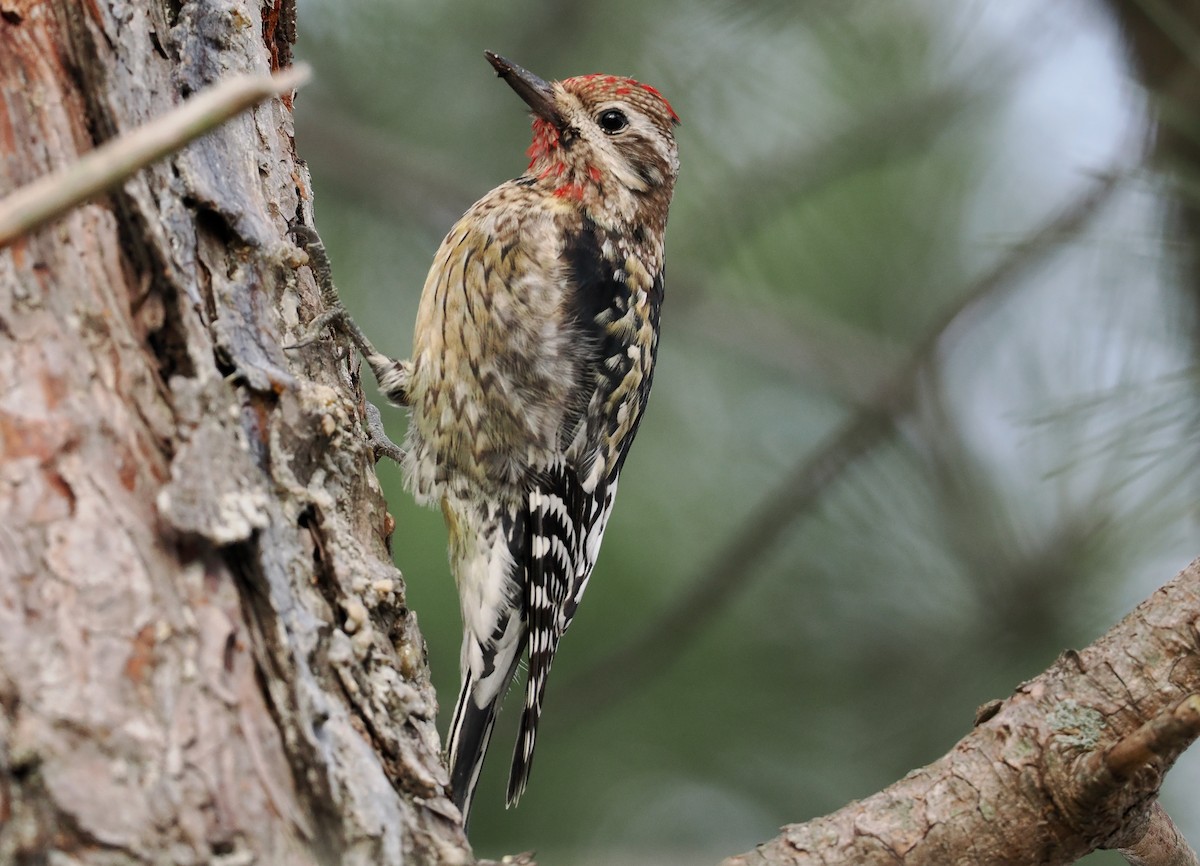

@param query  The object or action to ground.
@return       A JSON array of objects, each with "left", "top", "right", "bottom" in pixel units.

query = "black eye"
[{"left": 597, "top": 109, "right": 629, "bottom": 134}]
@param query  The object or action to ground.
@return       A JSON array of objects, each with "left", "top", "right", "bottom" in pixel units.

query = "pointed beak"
[{"left": 485, "top": 51, "right": 563, "bottom": 129}]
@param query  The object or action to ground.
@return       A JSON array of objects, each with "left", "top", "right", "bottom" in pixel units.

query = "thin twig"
[
  {"left": 0, "top": 64, "right": 311, "bottom": 248},
  {"left": 1079, "top": 693, "right": 1200, "bottom": 862},
  {"left": 558, "top": 166, "right": 1130, "bottom": 717},
  {"left": 1103, "top": 694, "right": 1200, "bottom": 782},
  {"left": 1116, "top": 802, "right": 1200, "bottom": 866},
  {"left": 1073, "top": 695, "right": 1200, "bottom": 864}
]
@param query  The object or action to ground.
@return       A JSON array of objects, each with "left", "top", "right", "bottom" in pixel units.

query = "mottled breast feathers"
[{"left": 404, "top": 181, "right": 662, "bottom": 505}]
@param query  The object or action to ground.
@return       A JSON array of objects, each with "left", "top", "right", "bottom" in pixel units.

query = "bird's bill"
[{"left": 485, "top": 51, "right": 563, "bottom": 129}]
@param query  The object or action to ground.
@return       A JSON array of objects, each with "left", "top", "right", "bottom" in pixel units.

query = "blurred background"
[{"left": 294, "top": 1, "right": 1200, "bottom": 863}]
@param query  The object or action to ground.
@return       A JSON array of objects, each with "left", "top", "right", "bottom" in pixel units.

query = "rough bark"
[
  {"left": 725, "top": 560, "right": 1200, "bottom": 866},
  {"left": 0, "top": 1, "right": 469, "bottom": 864}
]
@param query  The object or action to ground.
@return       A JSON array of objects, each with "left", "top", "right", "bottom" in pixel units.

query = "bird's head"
[{"left": 485, "top": 51, "right": 679, "bottom": 227}]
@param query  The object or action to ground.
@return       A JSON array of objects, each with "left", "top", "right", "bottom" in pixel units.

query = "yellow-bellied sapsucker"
[{"left": 302, "top": 52, "right": 679, "bottom": 822}]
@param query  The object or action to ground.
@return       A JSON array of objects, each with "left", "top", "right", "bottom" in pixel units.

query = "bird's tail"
[
  {"left": 505, "top": 635, "right": 560, "bottom": 808},
  {"left": 447, "top": 672, "right": 500, "bottom": 826}
]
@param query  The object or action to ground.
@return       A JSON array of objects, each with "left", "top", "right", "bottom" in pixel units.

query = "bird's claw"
[
  {"left": 288, "top": 223, "right": 321, "bottom": 247},
  {"left": 284, "top": 306, "right": 348, "bottom": 351},
  {"left": 365, "top": 402, "right": 405, "bottom": 466}
]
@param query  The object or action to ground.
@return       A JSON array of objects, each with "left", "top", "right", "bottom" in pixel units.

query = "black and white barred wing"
[{"left": 506, "top": 460, "right": 618, "bottom": 806}]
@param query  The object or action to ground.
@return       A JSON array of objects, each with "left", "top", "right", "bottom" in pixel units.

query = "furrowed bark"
[{"left": 0, "top": 2, "right": 469, "bottom": 863}]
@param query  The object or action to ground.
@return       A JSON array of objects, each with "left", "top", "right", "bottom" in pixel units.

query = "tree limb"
[
  {"left": 1116, "top": 802, "right": 1200, "bottom": 866},
  {"left": 724, "top": 559, "right": 1200, "bottom": 866},
  {"left": 0, "top": 65, "right": 310, "bottom": 248}
]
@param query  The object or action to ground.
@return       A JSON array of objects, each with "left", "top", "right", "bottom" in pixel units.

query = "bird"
[{"left": 304, "top": 51, "right": 680, "bottom": 823}]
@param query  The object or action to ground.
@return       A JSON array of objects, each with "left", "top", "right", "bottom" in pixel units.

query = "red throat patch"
[{"left": 526, "top": 118, "right": 560, "bottom": 169}]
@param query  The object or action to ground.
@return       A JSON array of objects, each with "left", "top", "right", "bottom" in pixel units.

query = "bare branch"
[
  {"left": 1091, "top": 699, "right": 1200, "bottom": 866},
  {"left": 1095, "top": 695, "right": 1200, "bottom": 785},
  {"left": 722, "top": 559, "right": 1200, "bottom": 866},
  {"left": 0, "top": 65, "right": 310, "bottom": 248},
  {"left": 1115, "top": 802, "right": 1200, "bottom": 866}
]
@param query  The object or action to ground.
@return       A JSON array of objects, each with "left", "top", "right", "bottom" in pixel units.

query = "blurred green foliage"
[{"left": 296, "top": 1, "right": 1199, "bottom": 862}]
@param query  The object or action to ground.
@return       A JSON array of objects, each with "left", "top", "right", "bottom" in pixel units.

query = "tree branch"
[
  {"left": 0, "top": 65, "right": 310, "bottom": 248},
  {"left": 1116, "top": 802, "right": 1200, "bottom": 866},
  {"left": 723, "top": 559, "right": 1200, "bottom": 866}
]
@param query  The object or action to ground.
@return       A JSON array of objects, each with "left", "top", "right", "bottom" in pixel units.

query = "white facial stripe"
[
  {"left": 571, "top": 108, "right": 674, "bottom": 191},
  {"left": 592, "top": 101, "right": 674, "bottom": 162}
]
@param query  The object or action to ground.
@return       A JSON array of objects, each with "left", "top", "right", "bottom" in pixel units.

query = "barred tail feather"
[
  {"left": 447, "top": 673, "right": 500, "bottom": 825},
  {"left": 505, "top": 638, "right": 559, "bottom": 807}
]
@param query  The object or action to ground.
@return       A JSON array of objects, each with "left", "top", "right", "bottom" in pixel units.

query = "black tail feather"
[
  {"left": 505, "top": 636, "right": 560, "bottom": 808},
  {"left": 505, "top": 698, "right": 540, "bottom": 808},
  {"left": 448, "top": 677, "right": 499, "bottom": 826}
]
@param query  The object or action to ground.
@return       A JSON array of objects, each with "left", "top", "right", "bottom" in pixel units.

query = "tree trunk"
[{"left": 0, "top": 1, "right": 470, "bottom": 863}]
